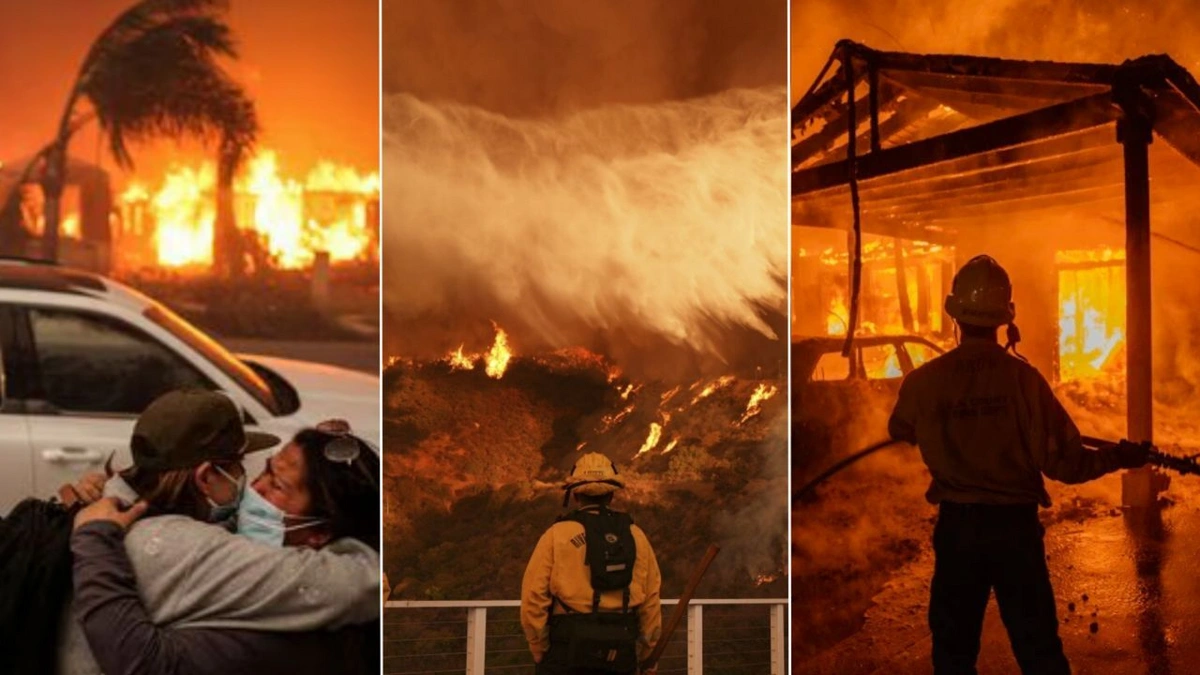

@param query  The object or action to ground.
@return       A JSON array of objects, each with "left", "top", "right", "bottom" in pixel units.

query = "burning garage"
[
  {"left": 793, "top": 39, "right": 1200, "bottom": 673},
  {"left": 792, "top": 39, "right": 1200, "bottom": 505}
]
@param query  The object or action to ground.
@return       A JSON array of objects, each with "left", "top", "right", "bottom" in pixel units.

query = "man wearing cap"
[
  {"left": 520, "top": 452, "right": 662, "bottom": 675},
  {"left": 58, "top": 389, "right": 380, "bottom": 675},
  {"left": 888, "top": 255, "right": 1149, "bottom": 675}
]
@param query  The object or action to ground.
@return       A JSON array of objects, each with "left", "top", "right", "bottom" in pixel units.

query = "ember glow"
[{"left": 119, "top": 150, "right": 379, "bottom": 270}]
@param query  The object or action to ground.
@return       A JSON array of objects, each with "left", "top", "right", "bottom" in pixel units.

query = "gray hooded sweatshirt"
[{"left": 57, "top": 477, "right": 380, "bottom": 675}]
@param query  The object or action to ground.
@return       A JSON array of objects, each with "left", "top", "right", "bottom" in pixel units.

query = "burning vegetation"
[{"left": 382, "top": 325, "right": 787, "bottom": 600}]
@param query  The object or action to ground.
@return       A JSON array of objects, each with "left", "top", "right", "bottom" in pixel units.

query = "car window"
[
  {"left": 143, "top": 303, "right": 281, "bottom": 414},
  {"left": 905, "top": 341, "right": 941, "bottom": 369},
  {"left": 29, "top": 307, "right": 213, "bottom": 415},
  {"left": 860, "top": 344, "right": 903, "bottom": 380},
  {"left": 810, "top": 351, "right": 850, "bottom": 381}
]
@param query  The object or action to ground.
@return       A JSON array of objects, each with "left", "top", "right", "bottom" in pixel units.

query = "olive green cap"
[{"left": 131, "top": 389, "right": 279, "bottom": 471}]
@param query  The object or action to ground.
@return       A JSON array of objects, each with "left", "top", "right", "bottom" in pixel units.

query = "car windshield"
[{"left": 142, "top": 302, "right": 281, "bottom": 415}]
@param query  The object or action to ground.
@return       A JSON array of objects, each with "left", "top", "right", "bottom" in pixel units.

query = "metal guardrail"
[{"left": 384, "top": 598, "right": 786, "bottom": 675}]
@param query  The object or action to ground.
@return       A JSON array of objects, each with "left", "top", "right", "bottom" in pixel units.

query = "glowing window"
[{"left": 1056, "top": 249, "right": 1126, "bottom": 382}]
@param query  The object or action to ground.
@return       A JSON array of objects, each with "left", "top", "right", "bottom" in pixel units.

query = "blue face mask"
[
  {"left": 206, "top": 465, "right": 246, "bottom": 523},
  {"left": 236, "top": 483, "right": 326, "bottom": 547}
]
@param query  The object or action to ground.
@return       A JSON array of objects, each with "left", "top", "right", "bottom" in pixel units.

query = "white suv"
[{"left": 0, "top": 260, "right": 379, "bottom": 512}]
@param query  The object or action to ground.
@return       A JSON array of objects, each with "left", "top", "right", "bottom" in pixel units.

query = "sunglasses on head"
[{"left": 314, "top": 419, "right": 378, "bottom": 490}]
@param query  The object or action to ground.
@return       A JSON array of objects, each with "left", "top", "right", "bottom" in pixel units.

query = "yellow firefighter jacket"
[
  {"left": 888, "top": 338, "right": 1121, "bottom": 506},
  {"left": 520, "top": 505, "right": 663, "bottom": 662}
]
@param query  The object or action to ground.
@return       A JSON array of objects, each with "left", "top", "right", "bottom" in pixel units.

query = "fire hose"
[
  {"left": 794, "top": 436, "right": 1200, "bottom": 505},
  {"left": 793, "top": 439, "right": 899, "bottom": 505},
  {"left": 1081, "top": 435, "right": 1200, "bottom": 476},
  {"left": 640, "top": 544, "right": 720, "bottom": 673}
]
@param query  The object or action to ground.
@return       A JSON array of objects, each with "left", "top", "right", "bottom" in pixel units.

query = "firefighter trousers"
[{"left": 930, "top": 501, "right": 1071, "bottom": 675}]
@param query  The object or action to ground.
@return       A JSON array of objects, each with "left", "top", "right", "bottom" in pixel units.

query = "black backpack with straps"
[{"left": 550, "top": 506, "right": 641, "bottom": 672}]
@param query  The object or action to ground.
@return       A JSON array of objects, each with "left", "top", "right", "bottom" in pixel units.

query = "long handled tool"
[
  {"left": 1081, "top": 435, "right": 1200, "bottom": 476},
  {"left": 640, "top": 544, "right": 720, "bottom": 673}
]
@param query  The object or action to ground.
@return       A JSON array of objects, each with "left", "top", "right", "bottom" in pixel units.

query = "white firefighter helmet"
[
  {"left": 944, "top": 255, "right": 1016, "bottom": 327},
  {"left": 563, "top": 452, "right": 625, "bottom": 499}
]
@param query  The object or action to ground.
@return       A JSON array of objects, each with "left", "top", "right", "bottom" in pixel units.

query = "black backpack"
[{"left": 550, "top": 506, "right": 641, "bottom": 672}]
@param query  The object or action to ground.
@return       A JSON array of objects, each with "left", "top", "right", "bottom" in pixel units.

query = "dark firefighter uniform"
[{"left": 888, "top": 254, "right": 1146, "bottom": 675}]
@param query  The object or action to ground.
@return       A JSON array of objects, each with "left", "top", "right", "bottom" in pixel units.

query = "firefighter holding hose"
[
  {"left": 520, "top": 452, "right": 662, "bottom": 674},
  {"left": 888, "top": 255, "right": 1150, "bottom": 675}
]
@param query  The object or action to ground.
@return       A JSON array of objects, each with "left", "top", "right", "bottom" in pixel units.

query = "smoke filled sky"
[
  {"left": 382, "top": 0, "right": 789, "bottom": 370},
  {"left": 386, "top": 0, "right": 786, "bottom": 114},
  {"left": 0, "top": 0, "right": 378, "bottom": 181},
  {"left": 793, "top": 0, "right": 1200, "bottom": 104}
]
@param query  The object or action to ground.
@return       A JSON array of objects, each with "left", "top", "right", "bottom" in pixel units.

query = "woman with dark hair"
[
  {"left": 60, "top": 393, "right": 382, "bottom": 675},
  {"left": 240, "top": 420, "right": 381, "bottom": 553}
]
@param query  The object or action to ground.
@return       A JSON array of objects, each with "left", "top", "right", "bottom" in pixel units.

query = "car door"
[
  {"left": 16, "top": 304, "right": 218, "bottom": 499},
  {"left": 0, "top": 306, "right": 35, "bottom": 513}
]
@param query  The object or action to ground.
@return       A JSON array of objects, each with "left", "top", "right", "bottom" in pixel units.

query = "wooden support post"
[{"left": 1118, "top": 104, "right": 1158, "bottom": 508}]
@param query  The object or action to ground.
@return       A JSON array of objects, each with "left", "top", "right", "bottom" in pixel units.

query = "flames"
[
  {"left": 692, "top": 376, "right": 735, "bottom": 405},
  {"left": 484, "top": 328, "right": 513, "bottom": 379},
  {"left": 803, "top": 236, "right": 949, "bottom": 339},
  {"left": 1057, "top": 248, "right": 1126, "bottom": 381},
  {"left": 738, "top": 383, "right": 778, "bottom": 425},
  {"left": 444, "top": 324, "right": 514, "bottom": 379},
  {"left": 119, "top": 149, "right": 379, "bottom": 271},
  {"left": 636, "top": 423, "right": 663, "bottom": 456},
  {"left": 799, "top": 233, "right": 1129, "bottom": 384},
  {"left": 827, "top": 291, "right": 848, "bottom": 336}
]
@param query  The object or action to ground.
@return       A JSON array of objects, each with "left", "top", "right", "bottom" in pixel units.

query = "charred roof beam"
[{"left": 793, "top": 92, "right": 1121, "bottom": 196}]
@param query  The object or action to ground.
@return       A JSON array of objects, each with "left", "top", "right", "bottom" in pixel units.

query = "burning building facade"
[
  {"left": 792, "top": 40, "right": 1200, "bottom": 506},
  {"left": 0, "top": 150, "right": 378, "bottom": 277}
]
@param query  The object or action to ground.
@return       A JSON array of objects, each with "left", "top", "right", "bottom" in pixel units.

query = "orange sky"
[{"left": 0, "top": 0, "right": 378, "bottom": 183}]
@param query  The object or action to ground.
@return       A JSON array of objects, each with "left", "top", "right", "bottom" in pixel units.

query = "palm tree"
[{"left": 6, "top": 0, "right": 257, "bottom": 270}]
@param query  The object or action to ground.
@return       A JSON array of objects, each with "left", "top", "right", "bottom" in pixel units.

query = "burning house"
[
  {"left": 793, "top": 40, "right": 1200, "bottom": 507},
  {"left": 0, "top": 156, "right": 114, "bottom": 270},
  {"left": 118, "top": 150, "right": 380, "bottom": 275},
  {"left": 0, "top": 150, "right": 379, "bottom": 280}
]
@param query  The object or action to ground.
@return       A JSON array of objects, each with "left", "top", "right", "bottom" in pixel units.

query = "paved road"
[{"left": 222, "top": 338, "right": 379, "bottom": 374}]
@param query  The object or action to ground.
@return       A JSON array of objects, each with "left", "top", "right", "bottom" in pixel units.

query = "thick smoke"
[
  {"left": 382, "top": 0, "right": 788, "bottom": 376},
  {"left": 793, "top": 0, "right": 1200, "bottom": 102},
  {"left": 383, "top": 87, "right": 788, "bottom": 372},
  {"left": 386, "top": 0, "right": 785, "bottom": 116}
]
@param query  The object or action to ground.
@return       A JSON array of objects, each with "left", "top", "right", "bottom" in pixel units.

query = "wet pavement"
[{"left": 796, "top": 473, "right": 1200, "bottom": 674}]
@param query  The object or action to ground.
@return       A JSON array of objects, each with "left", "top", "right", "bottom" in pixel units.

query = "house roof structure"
[{"left": 792, "top": 40, "right": 1200, "bottom": 251}]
